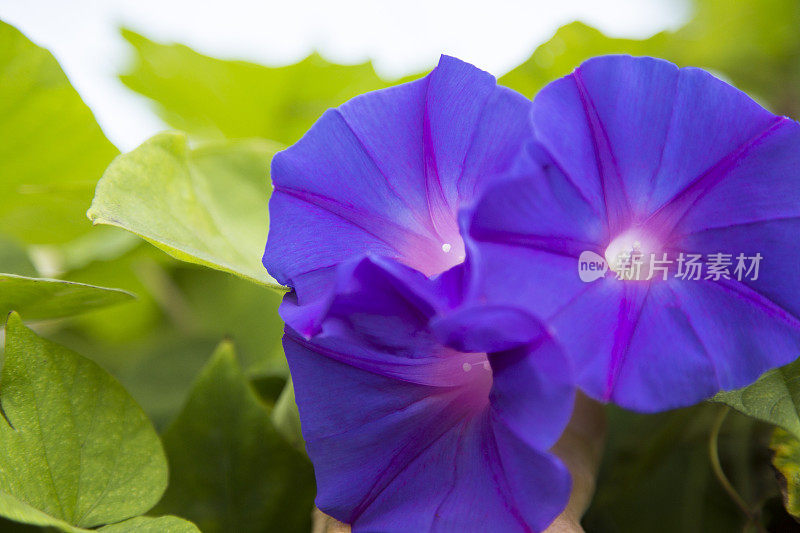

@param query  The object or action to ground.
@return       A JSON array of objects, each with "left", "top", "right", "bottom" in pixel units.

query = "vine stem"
[{"left": 708, "top": 406, "right": 764, "bottom": 532}]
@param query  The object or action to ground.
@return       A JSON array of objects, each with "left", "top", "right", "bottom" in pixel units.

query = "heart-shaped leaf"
[
  {"left": 88, "top": 133, "right": 281, "bottom": 288},
  {"left": 0, "top": 313, "right": 195, "bottom": 532}
]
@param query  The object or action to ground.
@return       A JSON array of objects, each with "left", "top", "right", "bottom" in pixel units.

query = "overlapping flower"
[
  {"left": 462, "top": 55, "right": 800, "bottom": 411},
  {"left": 282, "top": 256, "right": 573, "bottom": 531},
  {"left": 264, "top": 54, "right": 800, "bottom": 530}
]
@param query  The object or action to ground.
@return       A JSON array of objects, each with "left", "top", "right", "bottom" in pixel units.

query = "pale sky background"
[{"left": 0, "top": 0, "right": 690, "bottom": 151}]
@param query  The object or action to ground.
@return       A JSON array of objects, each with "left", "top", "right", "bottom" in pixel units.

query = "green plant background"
[{"left": 2, "top": 0, "right": 800, "bottom": 530}]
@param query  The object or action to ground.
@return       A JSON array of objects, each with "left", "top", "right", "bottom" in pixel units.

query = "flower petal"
[
  {"left": 284, "top": 332, "right": 571, "bottom": 532},
  {"left": 460, "top": 166, "right": 598, "bottom": 320},
  {"left": 354, "top": 413, "right": 570, "bottom": 533},
  {"left": 282, "top": 256, "right": 572, "bottom": 530},
  {"left": 489, "top": 339, "right": 574, "bottom": 449},
  {"left": 431, "top": 304, "right": 548, "bottom": 354},
  {"left": 531, "top": 55, "right": 779, "bottom": 232},
  {"left": 264, "top": 56, "right": 532, "bottom": 297}
]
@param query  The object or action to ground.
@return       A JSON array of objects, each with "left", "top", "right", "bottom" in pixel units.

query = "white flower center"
[{"left": 604, "top": 229, "right": 661, "bottom": 280}]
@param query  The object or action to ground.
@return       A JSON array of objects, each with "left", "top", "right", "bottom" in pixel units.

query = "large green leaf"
[
  {"left": 715, "top": 359, "right": 800, "bottom": 441},
  {"left": 119, "top": 29, "right": 389, "bottom": 144},
  {"left": 0, "top": 20, "right": 118, "bottom": 244},
  {"left": 153, "top": 340, "right": 315, "bottom": 533},
  {"left": 88, "top": 132, "right": 281, "bottom": 288},
  {"left": 0, "top": 273, "right": 133, "bottom": 321},
  {"left": 0, "top": 313, "right": 191, "bottom": 531}
]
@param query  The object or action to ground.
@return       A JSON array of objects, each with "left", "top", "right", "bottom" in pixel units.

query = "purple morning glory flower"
[
  {"left": 282, "top": 255, "right": 574, "bottom": 532},
  {"left": 461, "top": 55, "right": 800, "bottom": 412},
  {"left": 264, "top": 56, "right": 577, "bottom": 530},
  {"left": 263, "top": 55, "right": 532, "bottom": 312}
]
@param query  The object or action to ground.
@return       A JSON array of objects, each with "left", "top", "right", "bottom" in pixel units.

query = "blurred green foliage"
[
  {"left": 0, "top": 21, "right": 118, "bottom": 245},
  {"left": 153, "top": 342, "right": 315, "bottom": 533},
  {"left": 501, "top": 0, "right": 800, "bottom": 119},
  {"left": 584, "top": 405, "right": 779, "bottom": 532},
  {"left": 3, "top": 0, "right": 800, "bottom": 530},
  {"left": 771, "top": 428, "right": 800, "bottom": 519},
  {"left": 119, "top": 29, "right": 390, "bottom": 144},
  {"left": 0, "top": 237, "right": 36, "bottom": 276}
]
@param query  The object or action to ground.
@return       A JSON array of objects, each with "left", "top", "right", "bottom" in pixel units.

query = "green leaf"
[
  {"left": 0, "top": 20, "right": 118, "bottom": 244},
  {"left": 770, "top": 427, "right": 800, "bottom": 519},
  {"left": 715, "top": 359, "right": 800, "bottom": 442},
  {"left": 153, "top": 340, "right": 316, "bottom": 533},
  {"left": 0, "top": 313, "right": 176, "bottom": 531},
  {"left": 0, "top": 273, "right": 134, "bottom": 320},
  {"left": 0, "top": 490, "right": 84, "bottom": 531},
  {"left": 119, "top": 29, "right": 389, "bottom": 144},
  {"left": 88, "top": 132, "right": 281, "bottom": 288}
]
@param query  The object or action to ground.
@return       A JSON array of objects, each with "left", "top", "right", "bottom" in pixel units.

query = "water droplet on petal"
[{"left": 462, "top": 362, "right": 472, "bottom": 372}]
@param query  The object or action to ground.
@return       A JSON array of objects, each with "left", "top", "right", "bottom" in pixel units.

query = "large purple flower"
[
  {"left": 461, "top": 55, "right": 800, "bottom": 411},
  {"left": 282, "top": 256, "right": 574, "bottom": 532},
  {"left": 263, "top": 55, "right": 532, "bottom": 310}
]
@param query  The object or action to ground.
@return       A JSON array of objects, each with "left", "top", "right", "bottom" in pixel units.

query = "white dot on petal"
[
  {"left": 483, "top": 361, "right": 490, "bottom": 370},
  {"left": 442, "top": 243, "right": 452, "bottom": 253},
  {"left": 462, "top": 362, "right": 472, "bottom": 372}
]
